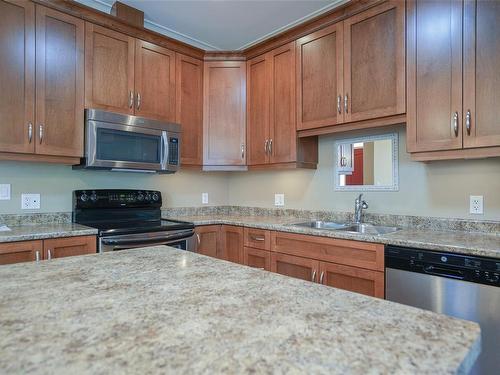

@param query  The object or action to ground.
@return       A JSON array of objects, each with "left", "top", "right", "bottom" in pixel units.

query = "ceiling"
[{"left": 76, "top": 0, "right": 347, "bottom": 50}]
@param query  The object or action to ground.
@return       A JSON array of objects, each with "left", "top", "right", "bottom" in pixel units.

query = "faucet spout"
[{"left": 354, "top": 194, "right": 368, "bottom": 224}]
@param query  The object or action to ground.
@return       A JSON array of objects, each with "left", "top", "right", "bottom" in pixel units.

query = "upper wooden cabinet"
[
  {"left": 85, "top": 24, "right": 176, "bottom": 121},
  {"left": 176, "top": 53, "right": 203, "bottom": 166},
  {"left": 407, "top": 0, "right": 500, "bottom": 160},
  {"left": 296, "top": 0, "right": 405, "bottom": 132},
  {"left": 85, "top": 23, "right": 135, "bottom": 115},
  {"left": 203, "top": 61, "right": 246, "bottom": 168},
  {"left": 0, "top": 2, "right": 84, "bottom": 161},
  {"left": 247, "top": 42, "right": 318, "bottom": 168}
]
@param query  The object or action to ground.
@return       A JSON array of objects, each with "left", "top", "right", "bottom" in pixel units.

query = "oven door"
[
  {"left": 86, "top": 120, "right": 169, "bottom": 172},
  {"left": 99, "top": 229, "right": 196, "bottom": 253}
]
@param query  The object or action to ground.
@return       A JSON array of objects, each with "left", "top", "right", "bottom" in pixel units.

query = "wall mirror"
[{"left": 334, "top": 133, "right": 399, "bottom": 191}]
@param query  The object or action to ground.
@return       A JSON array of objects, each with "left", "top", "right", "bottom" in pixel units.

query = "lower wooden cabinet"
[
  {"left": 243, "top": 247, "right": 271, "bottom": 271},
  {"left": 271, "top": 252, "right": 318, "bottom": 282},
  {"left": 219, "top": 225, "right": 244, "bottom": 264},
  {"left": 0, "top": 235, "right": 96, "bottom": 265},
  {"left": 195, "top": 225, "right": 220, "bottom": 257}
]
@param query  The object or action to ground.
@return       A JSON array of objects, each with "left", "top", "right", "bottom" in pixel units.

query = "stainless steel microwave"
[{"left": 75, "top": 109, "right": 180, "bottom": 173}]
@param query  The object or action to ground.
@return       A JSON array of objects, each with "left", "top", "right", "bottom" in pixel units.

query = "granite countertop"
[
  {"left": 169, "top": 214, "right": 500, "bottom": 259},
  {"left": 0, "top": 223, "right": 97, "bottom": 243},
  {"left": 0, "top": 247, "right": 480, "bottom": 374}
]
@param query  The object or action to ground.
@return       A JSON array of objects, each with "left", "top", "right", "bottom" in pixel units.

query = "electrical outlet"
[
  {"left": 0, "top": 184, "right": 11, "bottom": 200},
  {"left": 202, "top": 192, "right": 209, "bottom": 205},
  {"left": 21, "top": 193, "right": 41, "bottom": 210},
  {"left": 470, "top": 195, "right": 483, "bottom": 215},
  {"left": 274, "top": 193, "right": 285, "bottom": 207}
]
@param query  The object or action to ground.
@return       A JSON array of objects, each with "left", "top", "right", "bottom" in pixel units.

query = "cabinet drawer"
[
  {"left": 0, "top": 240, "right": 42, "bottom": 265},
  {"left": 244, "top": 247, "right": 271, "bottom": 271},
  {"left": 244, "top": 227, "right": 270, "bottom": 250},
  {"left": 271, "top": 231, "right": 384, "bottom": 271}
]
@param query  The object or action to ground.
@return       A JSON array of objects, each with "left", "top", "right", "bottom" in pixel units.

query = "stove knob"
[
  {"left": 80, "top": 192, "right": 88, "bottom": 202},
  {"left": 137, "top": 193, "right": 144, "bottom": 201},
  {"left": 145, "top": 193, "right": 151, "bottom": 201},
  {"left": 152, "top": 193, "right": 159, "bottom": 202},
  {"left": 90, "top": 192, "right": 97, "bottom": 202}
]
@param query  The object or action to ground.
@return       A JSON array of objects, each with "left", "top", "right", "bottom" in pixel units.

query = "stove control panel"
[{"left": 73, "top": 189, "right": 162, "bottom": 209}]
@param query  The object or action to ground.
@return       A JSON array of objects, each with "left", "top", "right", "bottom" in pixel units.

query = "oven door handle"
[{"left": 102, "top": 231, "right": 193, "bottom": 247}]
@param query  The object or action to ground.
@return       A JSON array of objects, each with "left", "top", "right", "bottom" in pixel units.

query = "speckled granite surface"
[
  {"left": 0, "top": 223, "right": 97, "bottom": 243},
  {"left": 165, "top": 214, "right": 500, "bottom": 259},
  {"left": 0, "top": 247, "right": 480, "bottom": 374}
]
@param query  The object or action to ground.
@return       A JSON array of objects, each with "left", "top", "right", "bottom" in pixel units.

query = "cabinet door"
[
  {"left": 85, "top": 23, "right": 135, "bottom": 114},
  {"left": 0, "top": 240, "right": 42, "bottom": 265},
  {"left": 35, "top": 6, "right": 84, "bottom": 157},
  {"left": 0, "top": 0, "right": 35, "bottom": 154},
  {"left": 407, "top": 0, "right": 463, "bottom": 152},
  {"left": 269, "top": 42, "right": 296, "bottom": 164},
  {"left": 43, "top": 236, "right": 96, "bottom": 260},
  {"left": 176, "top": 53, "right": 203, "bottom": 165},
  {"left": 320, "top": 262, "right": 384, "bottom": 298},
  {"left": 271, "top": 252, "right": 319, "bottom": 282},
  {"left": 244, "top": 247, "right": 271, "bottom": 271},
  {"left": 296, "top": 23, "right": 343, "bottom": 130},
  {"left": 343, "top": 0, "right": 405, "bottom": 123},
  {"left": 195, "top": 225, "right": 220, "bottom": 258},
  {"left": 219, "top": 225, "right": 243, "bottom": 264},
  {"left": 203, "top": 61, "right": 246, "bottom": 166},
  {"left": 135, "top": 40, "right": 176, "bottom": 121},
  {"left": 246, "top": 54, "right": 269, "bottom": 165},
  {"left": 463, "top": 0, "right": 500, "bottom": 148}
]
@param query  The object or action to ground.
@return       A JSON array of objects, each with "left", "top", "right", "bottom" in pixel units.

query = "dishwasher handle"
[{"left": 423, "top": 265, "right": 465, "bottom": 280}]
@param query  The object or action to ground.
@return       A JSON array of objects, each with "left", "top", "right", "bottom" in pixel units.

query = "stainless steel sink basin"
[
  {"left": 292, "top": 221, "right": 348, "bottom": 230},
  {"left": 335, "top": 223, "right": 400, "bottom": 235}
]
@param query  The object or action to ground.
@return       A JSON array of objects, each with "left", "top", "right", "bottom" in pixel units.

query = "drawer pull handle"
[
  {"left": 35, "top": 250, "right": 40, "bottom": 262},
  {"left": 311, "top": 270, "right": 317, "bottom": 282},
  {"left": 250, "top": 235, "right": 265, "bottom": 242},
  {"left": 319, "top": 271, "right": 325, "bottom": 284}
]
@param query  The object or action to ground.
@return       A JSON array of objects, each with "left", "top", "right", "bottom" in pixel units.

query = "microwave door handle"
[{"left": 161, "top": 131, "right": 168, "bottom": 170}]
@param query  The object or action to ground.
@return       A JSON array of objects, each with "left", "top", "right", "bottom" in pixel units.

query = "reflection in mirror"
[{"left": 334, "top": 133, "right": 398, "bottom": 191}]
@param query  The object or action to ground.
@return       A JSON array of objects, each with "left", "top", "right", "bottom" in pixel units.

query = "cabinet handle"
[
  {"left": 47, "top": 249, "right": 52, "bottom": 260},
  {"left": 35, "top": 250, "right": 40, "bottom": 262},
  {"left": 196, "top": 233, "right": 201, "bottom": 246},
  {"left": 269, "top": 139, "right": 273, "bottom": 155},
  {"left": 452, "top": 111, "right": 459, "bottom": 137},
  {"left": 311, "top": 270, "right": 317, "bottom": 282},
  {"left": 344, "top": 94, "right": 349, "bottom": 114},
  {"left": 39, "top": 124, "right": 44, "bottom": 144},
  {"left": 319, "top": 271, "right": 325, "bottom": 284},
  {"left": 337, "top": 95, "right": 342, "bottom": 114},
  {"left": 241, "top": 143, "right": 245, "bottom": 159},
  {"left": 136, "top": 92, "right": 141, "bottom": 110},
  {"left": 264, "top": 139, "right": 269, "bottom": 154},
  {"left": 249, "top": 235, "right": 265, "bottom": 242},
  {"left": 129, "top": 91, "right": 134, "bottom": 108},
  {"left": 466, "top": 110, "right": 471, "bottom": 135},
  {"left": 28, "top": 123, "right": 33, "bottom": 143}
]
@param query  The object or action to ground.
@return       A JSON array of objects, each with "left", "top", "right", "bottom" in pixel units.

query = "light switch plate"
[
  {"left": 470, "top": 195, "right": 483, "bottom": 215},
  {"left": 21, "top": 193, "right": 41, "bottom": 210},
  {"left": 202, "top": 192, "right": 209, "bottom": 205},
  {"left": 274, "top": 193, "right": 285, "bottom": 207},
  {"left": 0, "top": 184, "right": 11, "bottom": 200}
]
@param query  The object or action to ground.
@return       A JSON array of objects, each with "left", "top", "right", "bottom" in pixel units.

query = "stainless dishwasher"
[{"left": 385, "top": 245, "right": 500, "bottom": 375}]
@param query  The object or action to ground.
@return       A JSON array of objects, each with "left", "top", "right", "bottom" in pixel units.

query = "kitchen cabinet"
[
  {"left": 247, "top": 42, "right": 318, "bottom": 168},
  {"left": 203, "top": 61, "right": 246, "bottom": 169},
  {"left": 176, "top": 53, "right": 203, "bottom": 166},
  {"left": 243, "top": 228, "right": 270, "bottom": 250},
  {"left": 407, "top": 0, "right": 500, "bottom": 160},
  {"left": 0, "top": 2, "right": 84, "bottom": 162},
  {"left": 244, "top": 247, "right": 271, "bottom": 271},
  {"left": 296, "top": 0, "right": 405, "bottom": 133},
  {"left": 195, "top": 225, "right": 220, "bottom": 258},
  {"left": 0, "top": 236, "right": 96, "bottom": 265},
  {"left": 219, "top": 225, "right": 244, "bottom": 264},
  {"left": 271, "top": 252, "right": 319, "bottom": 282}
]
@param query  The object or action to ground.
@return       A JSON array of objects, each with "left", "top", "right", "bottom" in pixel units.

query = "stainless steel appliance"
[
  {"left": 386, "top": 245, "right": 500, "bottom": 375},
  {"left": 73, "top": 189, "right": 196, "bottom": 253},
  {"left": 75, "top": 109, "right": 180, "bottom": 173}
]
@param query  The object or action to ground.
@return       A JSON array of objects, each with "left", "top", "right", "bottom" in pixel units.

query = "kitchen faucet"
[{"left": 354, "top": 194, "right": 368, "bottom": 224}]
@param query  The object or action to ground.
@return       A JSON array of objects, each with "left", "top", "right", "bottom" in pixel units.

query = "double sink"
[{"left": 291, "top": 221, "right": 400, "bottom": 236}]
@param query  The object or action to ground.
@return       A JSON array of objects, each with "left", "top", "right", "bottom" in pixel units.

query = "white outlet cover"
[
  {"left": 202, "top": 192, "right": 209, "bottom": 205},
  {"left": 274, "top": 193, "right": 285, "bottom": 207},
  {"left": 470, "top": 195, "right": 484, "bottom": 215},
  {"left": 0, "top": 184, "right": 11, "bottom": 200},
  {"left": 21, "top": 193, "right": 41, "bottom": 210}
]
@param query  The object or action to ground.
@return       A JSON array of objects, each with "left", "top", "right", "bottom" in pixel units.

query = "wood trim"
[
  {"left": 244, "top": 228, "right": 271, "bottom": 250},
  {"left": 410, "top": 147, "right": 500, "bottom": 162},
  {"left": 204, "top": 51, "right": 246, "bottom": 61},
  {"left": 0, "top": 152, "right": 80, "bottom": 165},
  {"left": 32, "top": 0, "right": 204, "bottom": 59},
  {"left": 298, "top": 114, "right": 406, "bottom": 137}
]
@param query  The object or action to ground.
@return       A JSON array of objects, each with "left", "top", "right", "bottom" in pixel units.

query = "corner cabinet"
[
  {"left": 0, "top": 2, "right": 84, "bottom": 163},
  {"left": 247, "top": 42, "right": 318, "bottom": 169},
  {"left": 203, "top": 61, "right": 247, "bottom": 170},
  {"left": 296, "top": 0, "right": 405, "bottom": 135},
  {"left": 407, "top": 0, "right": 500, "bottom": 160}
]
